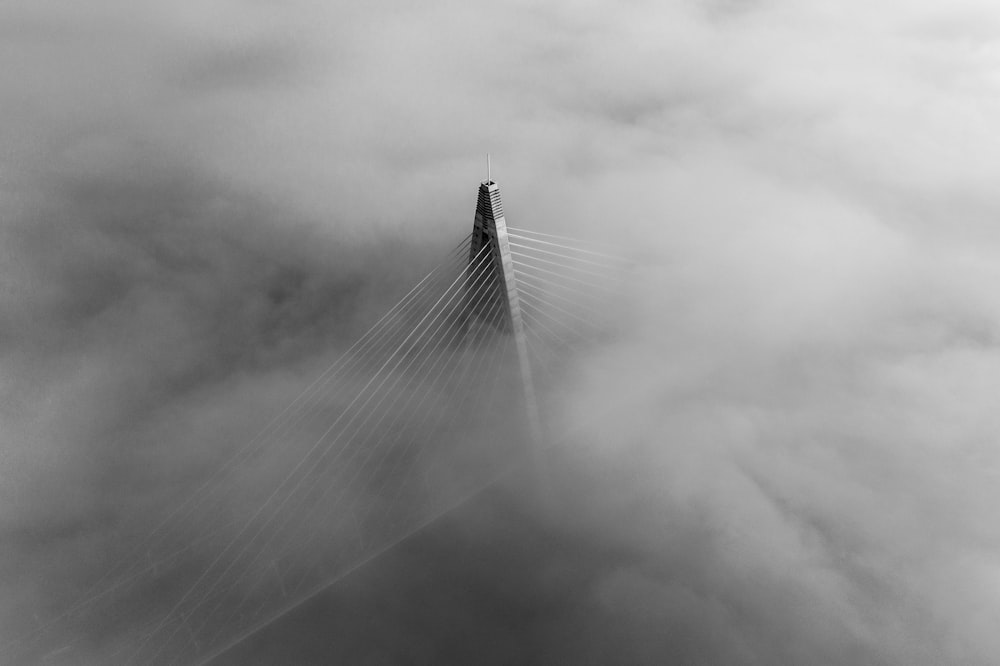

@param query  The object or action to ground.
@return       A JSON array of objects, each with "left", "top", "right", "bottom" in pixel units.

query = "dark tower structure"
[{"left": 468, "top": 164, "right": 542, "bottom": 446}]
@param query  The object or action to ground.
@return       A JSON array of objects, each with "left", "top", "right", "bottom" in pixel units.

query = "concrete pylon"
[{"left": 468, "top": 178, "right": 544, "bottom": 452}]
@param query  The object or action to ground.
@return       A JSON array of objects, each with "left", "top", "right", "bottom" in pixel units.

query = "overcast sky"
[{"left": 4, "top": 0, "right": 1000, "bottom": 664}]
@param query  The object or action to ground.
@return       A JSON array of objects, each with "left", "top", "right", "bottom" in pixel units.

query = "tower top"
[{"left": 476, "top": 178, "right": 504, "bottom": 219}]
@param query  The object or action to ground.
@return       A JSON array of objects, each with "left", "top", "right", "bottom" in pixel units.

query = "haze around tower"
[{"left": 3, "top": 0, "right": 1000, "bottom": 663}]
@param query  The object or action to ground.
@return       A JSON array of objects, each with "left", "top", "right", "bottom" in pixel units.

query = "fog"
[{"left": 4, "top": 0, "right": 1000, "bottom": 663}]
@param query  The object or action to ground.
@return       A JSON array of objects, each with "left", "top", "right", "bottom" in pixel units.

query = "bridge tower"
[{"left": 468, "top": 170, "right": 543, "bottom": 447}]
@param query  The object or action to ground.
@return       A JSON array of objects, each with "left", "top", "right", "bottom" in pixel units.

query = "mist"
[{"left": 4, "top": 0, "right": 1000, "bottom": 663}]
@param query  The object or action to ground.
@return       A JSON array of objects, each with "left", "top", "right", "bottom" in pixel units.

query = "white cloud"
[{"left": 5, "top": 0, "right": 1000, "bottom": 662}]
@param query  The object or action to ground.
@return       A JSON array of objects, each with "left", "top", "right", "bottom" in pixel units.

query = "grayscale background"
[{"left": 3, "top": 1, "right": 1000, "bottom": 664}]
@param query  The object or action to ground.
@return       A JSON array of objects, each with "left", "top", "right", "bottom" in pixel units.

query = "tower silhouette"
[{"left": 468, "top": 171, "right": 543, "bottom": 448}]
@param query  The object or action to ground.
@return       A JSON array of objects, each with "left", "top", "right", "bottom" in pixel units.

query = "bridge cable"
[
  {"left": 203, "top": 292, "right": 511, "bottom": 641},
  {"left": 193, "top": 332, "right": 646, "bottom": 666},
  {"left": 0, "top": 254, "right": 473, "bottom": 661},
  {"left": 185, "top": 254, "right": 505, "bottom": 646},
  {"left": 126, "top": 246, "right": 492, "bottom": 663}
]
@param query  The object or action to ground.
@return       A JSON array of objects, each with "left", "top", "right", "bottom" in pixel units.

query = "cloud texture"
[{"left": 4, "top": 0, "right": 1000, "bottom": 663}]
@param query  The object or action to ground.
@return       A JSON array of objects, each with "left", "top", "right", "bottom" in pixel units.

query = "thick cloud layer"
[{"left": 4, "top": 0, "right": 1000, "bottom": 663}]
